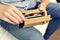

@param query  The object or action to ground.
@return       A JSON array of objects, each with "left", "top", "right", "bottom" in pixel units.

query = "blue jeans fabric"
[
  {"left": 44, "top": 3, "right": 60, "bottom": 39},
  {"left": 44, "top": 19, "right": 60, "bottom": 40},
  {"left": 46, "top": 3, "right": 60, "bottom": 19},
  {"left": 0, "top": 19, "right": 44, "bottom": 40}
]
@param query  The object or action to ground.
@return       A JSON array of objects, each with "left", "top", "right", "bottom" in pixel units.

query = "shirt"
[{"left": 0, "top": 0, "right": 36, "bottom": 9}]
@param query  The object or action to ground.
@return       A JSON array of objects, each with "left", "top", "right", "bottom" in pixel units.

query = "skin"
[
  {"left": 0, "top": 4, "right": 25, "bottom": 24},
  {"left": 38, "top": 0, "right": 50, "bottom": 16},
  {"left": 0, "top": 0, "right": 50, "bottom": 25}
]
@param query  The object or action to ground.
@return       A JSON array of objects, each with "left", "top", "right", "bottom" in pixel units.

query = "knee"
[
  {"left": 19, "top": 27, "right": 45, "bottom": 40},
  {"left": 47, "top": 3, "right": 60, "bottom": 19},
  {"left": 29, "top": 32, "right": 44, "bottom": 40}
]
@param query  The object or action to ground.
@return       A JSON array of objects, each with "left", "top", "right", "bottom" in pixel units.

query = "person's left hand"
[{"left": 38, "top": 5, "right": 47, "bottom": 16}]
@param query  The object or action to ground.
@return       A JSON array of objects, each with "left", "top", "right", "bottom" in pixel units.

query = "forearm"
[
  {"left": 0, "top": 4, "right": 5, "bottom": 19},
  {"left": 0, "top": 4, "right": 3, "bottom": 19},
  {"left": 40, "top": 0, "right": 50, "bottom": 8}
]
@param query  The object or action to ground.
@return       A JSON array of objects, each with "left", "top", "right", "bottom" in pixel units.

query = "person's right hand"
[{"left": 0, "top": 4, "right": 25, "bottom": 24}]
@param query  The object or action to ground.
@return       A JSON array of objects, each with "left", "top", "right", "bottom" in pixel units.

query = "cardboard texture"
[{"left": 20, "top": 9, "right": 51, "bottom": 27}]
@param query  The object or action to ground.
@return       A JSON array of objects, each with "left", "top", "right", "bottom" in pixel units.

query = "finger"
[
  {"left": 44, "top": 10, "right": 47, "bottom": 16},
  {"left": 11, "top": 6, "right": 25, "bottom": 21},
  {"left": 2, "top": 16, "right": 15, "bottom": 24},
  {"left": 38, "top": 8, "right": 47, "bottom": 16},
  {"left": 8, "top": 8, "right": 23, "bottom": 23},
  {"left": 4, "top": 12, "right": 19, "bottom": 24}
]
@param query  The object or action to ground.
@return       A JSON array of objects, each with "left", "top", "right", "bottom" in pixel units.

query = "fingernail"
[
  {"left": 21, "top": 21, "right": 23, "bottom": 23},
  {"left": 19, "top": 21, "right": 24, "bottom": 28}
]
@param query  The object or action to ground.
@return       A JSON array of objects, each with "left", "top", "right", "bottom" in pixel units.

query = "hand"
[
  {"left": 0, "top": 4, "right": 25, "bottom": 24},
  {"left": 38, "top": 4, "right": 47, "bottom": 16}
]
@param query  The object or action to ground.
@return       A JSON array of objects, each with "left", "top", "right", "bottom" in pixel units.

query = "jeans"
[
  {"left": 1, "top": 18, "right": 46, "bottom": 40},
  {"left": 44, "top": 3, "right": 60, "bottom": 40},
  {"left": 0, "top": 19, "right": 44, "bottom": 40},
  {"left": 44, "top": 19, "right": 60, "bottom": 40}
]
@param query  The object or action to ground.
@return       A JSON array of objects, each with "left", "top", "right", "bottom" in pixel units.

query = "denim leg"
[
  {"left": 44, "top": 19, "right": 60, "bottom": 40},
  {"left": 0, "top": 19, "right": 44, "bottom": 40},
  {"left": 44, "top": 3, "right": 60, "bottom": 39},
  {"left": 46, "top": 3, "right": 60, "bottom": 19},
  {"left": 0, "top": 25, "right": 18, "bottom": 40}
]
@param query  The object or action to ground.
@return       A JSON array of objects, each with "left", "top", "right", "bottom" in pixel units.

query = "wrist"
[
  {"left": 38, "top": 4, "right": 46, "bottom": 11},
  {"left": 39, "top": 4, "right": 46, "bottom": 9}
]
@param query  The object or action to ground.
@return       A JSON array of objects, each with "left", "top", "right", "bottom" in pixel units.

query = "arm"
[
  {"left": 40, "top": 0, "right": 50, "bottom": 8},
  {"left": 38, "top": 0, "right": 50, "bottom": 16}
]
